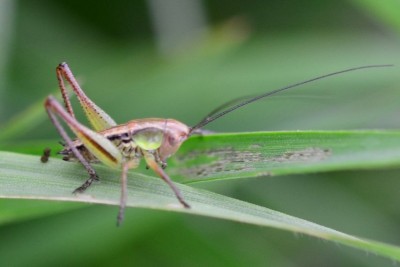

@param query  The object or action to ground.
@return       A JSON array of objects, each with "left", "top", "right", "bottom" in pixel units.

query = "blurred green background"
[{"left": 1, "top": 0, "right": 400, "bottom": 266}]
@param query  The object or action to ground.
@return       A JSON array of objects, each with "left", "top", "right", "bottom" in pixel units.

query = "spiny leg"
[
  {"left": 56, "top": 62, "right": 116, "bottom": 131},
  {"left": 73, "top": 173, "right": 99, "bottom": 194},
  {"left": 51, "top": 62, "right": 118, "bottom": 192},
  {"left": 45, "top": 96, "right": 122, "bottom": 193},
  {"left": 144, "top": 151, "right": 190, "bottom": 209},
  {"left": 56, "top": 63, "right": 75, "bottom": 118},
  {"left": 45, "top": 97, "right": 99, "bottom": 193}
]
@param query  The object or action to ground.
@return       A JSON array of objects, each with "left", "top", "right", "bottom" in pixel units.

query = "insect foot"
[
  {"left": 40, "top": 147, "right": 51, "bottom": 163},
  {"left": 72, "top": 173, "right": 100, "bottom": 194}
]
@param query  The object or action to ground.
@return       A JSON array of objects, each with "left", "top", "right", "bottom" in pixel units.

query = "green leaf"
[
  {"left": 169, "top": 130, "right": 400, "bottom": 183},
  {"left": 1, "top": 151, "right": 400, "bottom": 261}
]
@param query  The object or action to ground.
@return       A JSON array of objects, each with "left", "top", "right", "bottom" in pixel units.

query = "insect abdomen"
[{"left": 60, "top": 132, "right": 140, "bottom": 163}]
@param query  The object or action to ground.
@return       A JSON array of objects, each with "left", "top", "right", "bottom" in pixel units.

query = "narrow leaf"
[
  {"left": 1, "top": 152, "right": 400, "bottom": 261},
  {"left": 169, "top": 130, "right": 400, "bottom": 183}
]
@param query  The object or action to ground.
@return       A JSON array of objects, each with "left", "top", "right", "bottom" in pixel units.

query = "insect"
[{"left": 44, "top": 62, "right": 391, "bottom": 225}]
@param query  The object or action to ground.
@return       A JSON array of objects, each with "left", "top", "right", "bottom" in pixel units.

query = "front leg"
[
  {"left": 154, "top": 149, "right": 168, "bottom": 169},
  {"left": 143, "top": 151, "right": 190, "bottom": 209}
]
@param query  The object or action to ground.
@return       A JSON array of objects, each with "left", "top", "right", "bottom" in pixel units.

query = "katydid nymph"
[{"left": 44, "top": 63, "right": 391, "bottom": 225}]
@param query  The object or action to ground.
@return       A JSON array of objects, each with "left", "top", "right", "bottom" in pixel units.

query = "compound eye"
[{"left": 132, "top": 128, "right": 163, "bottom": 150}]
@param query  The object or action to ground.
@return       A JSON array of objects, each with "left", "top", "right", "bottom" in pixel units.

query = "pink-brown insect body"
[
  {"left": 46, "top": 62, "right": 391, "bottom": 226},
  {"left": 61, "top": 118, "right": 190, "bottom": 167}
]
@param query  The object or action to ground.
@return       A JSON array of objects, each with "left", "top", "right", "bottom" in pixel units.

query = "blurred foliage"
[{"left": 1, "top": 0, "right": 400, "bottom": 266}]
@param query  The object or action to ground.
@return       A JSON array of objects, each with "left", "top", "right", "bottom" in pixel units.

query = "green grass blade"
[
  {"left": 1, "top": 151, "right": 400, "bottom": 261},
  {"left": 169, "top": 130, "right": 400, "bottom": 183}
]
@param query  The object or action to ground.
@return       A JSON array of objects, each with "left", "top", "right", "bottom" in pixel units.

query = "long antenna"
[{"left": 189, "top": 64, "right": 393, "bottom": 134}]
